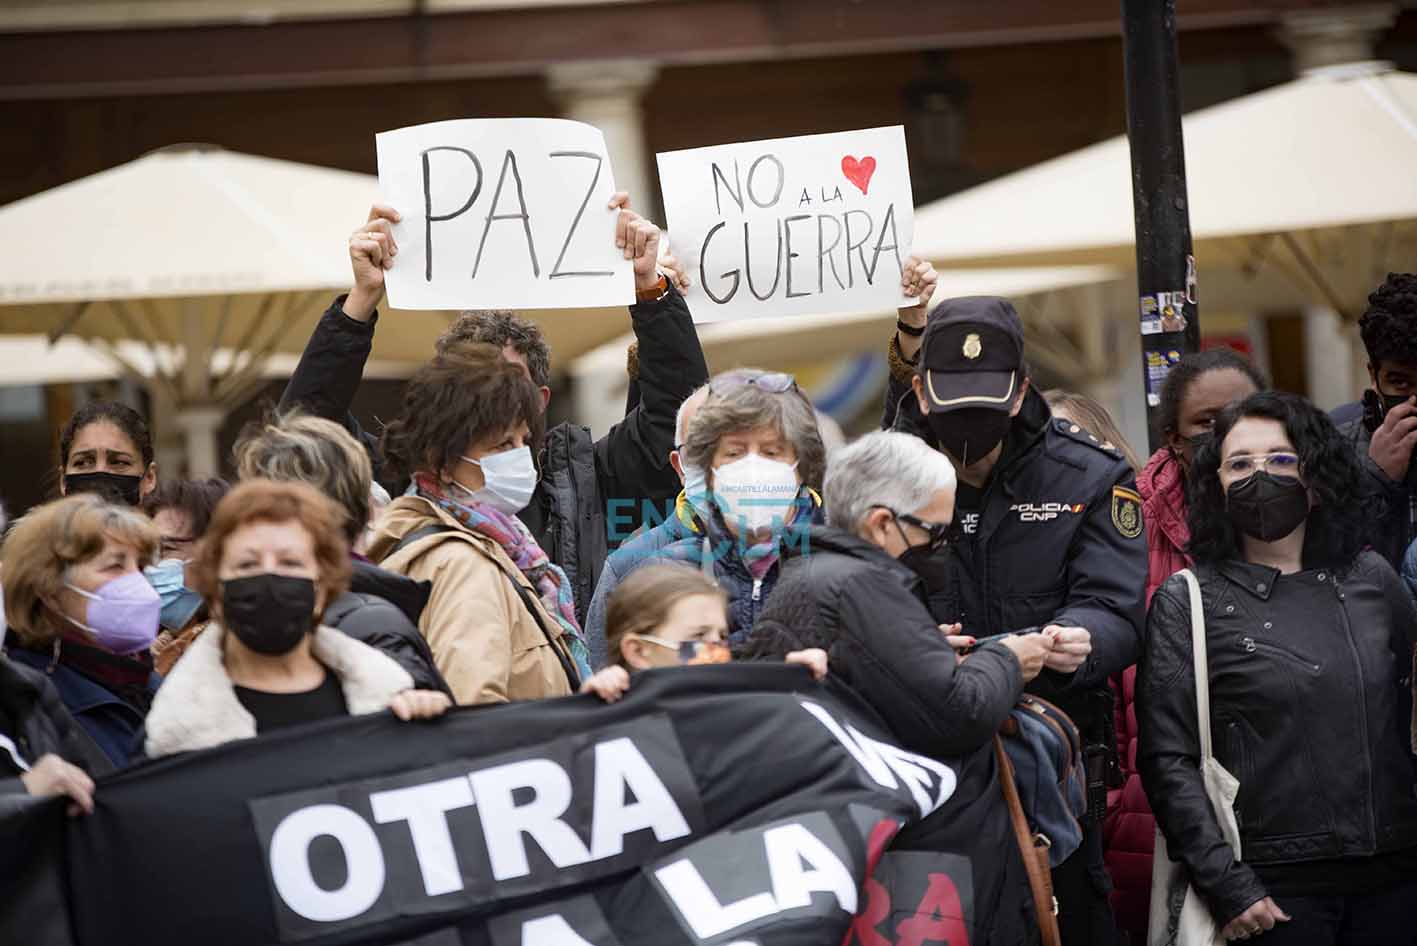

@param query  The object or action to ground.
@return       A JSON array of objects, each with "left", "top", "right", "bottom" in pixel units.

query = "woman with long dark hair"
[
  {"left": 1139, "top": 391, "right": 1417, "bottom": 945},
  {"left": 1104, "top": 350, "right": 1266, "bottom": 940}
]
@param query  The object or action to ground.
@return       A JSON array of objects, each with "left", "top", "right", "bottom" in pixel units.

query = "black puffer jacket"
[
  {"left": 742, "top": 528, "right": 1037, "bottom": 945},
  {"left": 1138, "top": 551, "right": 1417, "bottom": 925},
  {"left": 279, "top": 289, "right": 708, "bottom": 623},
  {"left": 740, "top": 525, "right": 1023, "bottom": 759},
  {"left": 0, "top": 654, "right": 112, "bottom": 818},
  {"left": 322, "top": 560, "right": 451, "bottom": 698}
]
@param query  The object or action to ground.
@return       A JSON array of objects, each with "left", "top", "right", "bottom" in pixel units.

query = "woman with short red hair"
[{"left": 143, "top": 480, "right": 449, "bottom": 757}]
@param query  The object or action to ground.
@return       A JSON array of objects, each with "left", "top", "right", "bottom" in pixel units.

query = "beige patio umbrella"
[
  {"left": 569, "top": 265, "right": 1125, "bottom": 438},
  {"left": 912, "top": 62, "right": 1417, "bottom": 322},
  {"left": 0, "top": 145, "right": 630, "bottom": 474}
]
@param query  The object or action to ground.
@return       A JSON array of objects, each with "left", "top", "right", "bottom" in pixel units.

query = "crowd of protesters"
[{"left": 2, "top": 186, "right": 1417, "bottom": 946}]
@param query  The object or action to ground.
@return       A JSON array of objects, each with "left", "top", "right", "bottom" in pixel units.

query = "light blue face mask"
[
  {"left": 681, "top": 460, "right": 709, "bottom": 517},
  {"left": 143, "top": 558, "right": 205, "bottom": 631}
]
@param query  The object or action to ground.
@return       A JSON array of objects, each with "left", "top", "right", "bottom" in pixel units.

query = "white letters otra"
[{"left": 269, "top": 804, "right": 386, "bottom": 923}]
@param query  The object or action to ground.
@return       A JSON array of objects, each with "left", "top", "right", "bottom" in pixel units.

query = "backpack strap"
[
  {"left": 390, "top": 523, "right": 580, "bottom": 692},
  {"left": 390, "top": 523, "right": 457, "bottom": 557},
  {"left": 995, "top": 735, "right": 1061, "bottom": 946}
]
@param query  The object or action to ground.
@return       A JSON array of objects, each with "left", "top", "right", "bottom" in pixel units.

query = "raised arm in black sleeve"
[
  {"left": 593, "top": 285, "right": 708, "bottom": 518},
  {"left": 278, "top": 294, "right": 382, "bottom": 471},
  {"left": 1137, "top": 576, "right": 1267, "bottom": 926}
]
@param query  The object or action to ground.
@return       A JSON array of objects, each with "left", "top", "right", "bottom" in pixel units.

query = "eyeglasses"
[
  {"left": 632, "top": 635, "right": 732, "bottom": 665},
  {"left": 875, "top": 506, "right": 950, "bottom": 551},
  {"left": 1220, "top": 452, "right": 1301, "bottom": 477},
  {"left": 708, "top": 370, "right": 799, "bottom": 397}
]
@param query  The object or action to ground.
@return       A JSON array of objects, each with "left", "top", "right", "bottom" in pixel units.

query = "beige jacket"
[{"left": 367, "top": 497, "right": 575, "bottom": 705}]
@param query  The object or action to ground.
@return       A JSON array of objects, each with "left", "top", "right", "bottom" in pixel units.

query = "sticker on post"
[{"left": 1140, "top": 291, "right": 1189, "bottom": 335}]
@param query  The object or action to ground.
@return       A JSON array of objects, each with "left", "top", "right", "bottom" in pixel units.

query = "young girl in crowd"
[
  {"left": 580, "top": 562, "right": 825, "bottom": 702},
  {"left": 1140, "top": 391, "right": 1417, "bottom": 946}
]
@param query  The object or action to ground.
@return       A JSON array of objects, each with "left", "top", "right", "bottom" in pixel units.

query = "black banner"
[{"left": 0, "top": 665, "right": 1007, "bottom": 946}]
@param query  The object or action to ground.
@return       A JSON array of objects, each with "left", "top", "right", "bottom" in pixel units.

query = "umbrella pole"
[{"left": 1121, "top": 0, "right": 1200, "bottom": 452}]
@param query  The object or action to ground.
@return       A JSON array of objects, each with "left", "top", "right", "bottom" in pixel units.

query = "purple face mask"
[{"left": 63, "top": 570, "right": 161, "bottom": 655}]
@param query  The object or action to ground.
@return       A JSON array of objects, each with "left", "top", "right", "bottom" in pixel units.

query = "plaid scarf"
[{"left": 414, "top": 474, "right": 591, "bottom": 680}]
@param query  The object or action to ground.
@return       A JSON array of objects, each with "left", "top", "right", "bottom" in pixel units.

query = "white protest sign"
[
  {"left": 657, "top": 126, "right": 914, "bottom": 323},
  {"left": 376, "top": 118, "right": 635, "bottom": 310}
]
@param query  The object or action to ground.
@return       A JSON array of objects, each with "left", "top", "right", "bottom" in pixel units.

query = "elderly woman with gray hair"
[
  {"left": 742, "top": 430, "right": 1056, "bottom": 946},
  {"left": 740, "top": 430, "right": 1052, "bottom": 756},
  {"left": 583, "top": 369, "right": 827, "bottom": 665}
]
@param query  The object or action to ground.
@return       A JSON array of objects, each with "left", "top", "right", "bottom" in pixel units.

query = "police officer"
[{"left": 884, "top": 295, "right": 1145, "bottom": 946}]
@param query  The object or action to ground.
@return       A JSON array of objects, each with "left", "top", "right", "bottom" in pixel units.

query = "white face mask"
[
  {"left": 710, "top": 453, "right": 801, "bottom": 534},
  {"left": 454, "top": 445, "right": 538, "bottom": 516}
]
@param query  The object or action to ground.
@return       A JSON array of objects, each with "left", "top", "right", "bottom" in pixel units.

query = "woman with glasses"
[
  {"left": 1139, "top": 391, "right": 1417, "bottom": 946},
  {"left": 1100, "top": 352, "right": 1266, "bottom": 941},
  {"left": 582, "top": 368, "right": 828, "bottom": 664},
  {"left": 738, "top": 430, "right": 1051, "bottom": 946}
]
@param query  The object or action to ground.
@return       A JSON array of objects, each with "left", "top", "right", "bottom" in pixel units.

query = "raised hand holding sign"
[
  {"left": 657, "top": 126, "right": 915, "bottom": 323},
  {"left": 375, "top": 118, "right": 635, "bottom": 310}
]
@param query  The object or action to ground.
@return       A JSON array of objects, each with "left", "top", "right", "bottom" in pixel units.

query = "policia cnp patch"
[{"left": 1111, "top": 486, "right": 1143, "bottom": 539}]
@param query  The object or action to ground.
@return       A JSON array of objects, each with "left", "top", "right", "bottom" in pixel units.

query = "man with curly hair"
[{"left": 1341, "top": 272, "right": 1417, "bottom": 569}]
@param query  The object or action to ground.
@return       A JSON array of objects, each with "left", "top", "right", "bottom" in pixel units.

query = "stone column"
[
  {"left": 175, "top": 406, "right": 225, "bottom": 479},
  {"left": 1278, "top": 5, "right": 1396, "bottom": 75},
  {"left": 1281, "top": 5, "right": 1395, "bottom": 409},
  {"left": 548, "top": 59, "right": 659, "bottom": 216}
]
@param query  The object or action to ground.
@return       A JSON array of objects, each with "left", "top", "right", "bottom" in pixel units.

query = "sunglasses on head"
[{"left": 708, "top": 370, "right": 798, "bottom": 398}]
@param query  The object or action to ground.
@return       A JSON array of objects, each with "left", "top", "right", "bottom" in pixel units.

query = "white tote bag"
[{"left": 1147, "top": 569, "right": 1242, "bottom": 946}]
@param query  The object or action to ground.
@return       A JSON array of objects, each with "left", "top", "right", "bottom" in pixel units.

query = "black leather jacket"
[{"left": 1138, "top": 552, "right": 1417, "bottom": 924}]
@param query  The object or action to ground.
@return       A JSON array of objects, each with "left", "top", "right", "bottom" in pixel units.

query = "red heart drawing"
[{"left": 841, "top": 155, "right": 877, "bottom": 195}]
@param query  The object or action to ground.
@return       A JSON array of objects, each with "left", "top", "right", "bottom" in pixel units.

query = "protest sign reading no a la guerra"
[
  {"left": 376, "top": 118, "right": 635, "bottom": 310},
  {"left": 657, "top": 126, "right": 915, "bottom": 323}
]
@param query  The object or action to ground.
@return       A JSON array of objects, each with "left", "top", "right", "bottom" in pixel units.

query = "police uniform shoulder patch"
[
  {"left": 1111, "top": 486, "right": 1143, "bottom": 539},
  {"left": 1053, "top": 419, "right": 1123, "bottom": 459}
]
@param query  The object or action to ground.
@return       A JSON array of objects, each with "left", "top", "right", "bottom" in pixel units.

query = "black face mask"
[
  {"left": 64, "top": 471, "right": 142, "bottom": 507},
  {"left": 221, "top": 574, "right": 317, "bottom": 656},
  {"left": 926, "top": 408, "right": 1012, "bottom": 469},
  {"left": 1225, "top": 471, "right": 1310, "bottom": 542},
  {"left": 1363, "top": 388, "right": 1413, "bottom": 433},
  {"left": 1185, "top": 430, "right": 1213, "bottom": 456},
  {"left": 898, "top": 543, "right": 952, "bottom": 592}
]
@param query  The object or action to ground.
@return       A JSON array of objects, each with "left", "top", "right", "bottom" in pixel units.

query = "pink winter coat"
[{"left": 1105, "top": 448, "right": 1190, "bottom": 939}]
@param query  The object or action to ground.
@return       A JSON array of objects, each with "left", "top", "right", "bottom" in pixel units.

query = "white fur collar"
[{"left": 144, "top": 624, "right": 412, "bottom": 758}]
